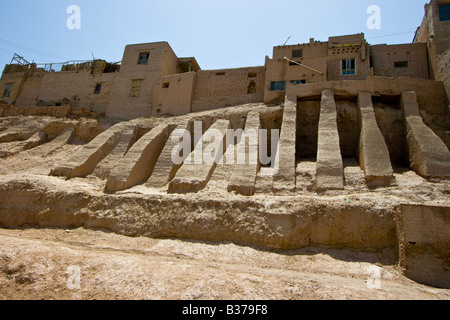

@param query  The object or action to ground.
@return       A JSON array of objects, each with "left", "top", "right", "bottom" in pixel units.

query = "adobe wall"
[
  {"left": 287, "top": 76, "right": 448, "bottom": 116},
  {"left": 265, "top": 35, "right": 370, "bottom": 103},
  {"left": 437, "top": 48, "right": 450, "bottom": 104},
  {"left": 152, "top": 72, "right": 197, "bottom": 116},
  {"left": 370, "top": 43, "right": 429, "bottom": 79},
  {"left": 435, "top": 0, "right": 450, "bottom": 56},
  {"left": 14, "top": 72, "right": 45, "bottom": 107},
  {"left": 0, "top": 71, "right": 27, "bottom": 105},
  {"left": 106, "top": 42, "right": 175, "bottom": 120},
  {"left": 397, "top": 204, "right": 450, "bottom": 289},
  {"left": 37, "top": 70, "right": 116, "bottom": 114},
  {"left": 326, "top": 52, "right": 370, "bottom": 81},
  {"left": 327, "top": 34, "right": 370, "bottom": 82},
  {"left": 414, "top": 0, "right": 450, "bottom": 102},
  {"left": 191, "top": 66, "right": 265, "bottom": 112},
  {"left": 265, "top": 42, "right": 328, "bottom": 103}
]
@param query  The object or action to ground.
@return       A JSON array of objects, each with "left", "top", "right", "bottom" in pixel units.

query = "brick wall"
[
  {"left": 192, "top": 66, "right": 265, "bottom": 112},
  {"left": 36, "top": 71, "right": 116, "bottom": 113},
  {"left": 370, "top": 43, "right": 429, "bottom": 79}
]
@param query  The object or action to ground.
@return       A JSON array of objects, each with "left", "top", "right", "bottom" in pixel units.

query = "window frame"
[
  {"left": 94, "top": 83, "right": 102, "bottom": 94},
  {"left": 394, "top": 61, "right": 408, "bottom": 68},
  {"left": 439, "top": 4, "right": 450, "bottom": 21},
  {"left": 130, "top": 79, "right": 143, "bottom": 97},
  {"left": 270, "top": 81, "right": 286, "bottom": 91},
  {"left": 341, "top": 58, "right": 356, "bottom": 76},
  {"left": 290, "top": 80, "right": 307, "bottom": 85},
  {"left": 137, "top": 52, "right": 150, "bottom": 65},
  {"left": 2, "top": 83, "right": 13, "bottom": 98},
  {"left": 292, "top": 49, "right": 303, "bottom": 58}
]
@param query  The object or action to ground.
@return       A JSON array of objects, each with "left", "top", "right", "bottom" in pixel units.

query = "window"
[
  {"left": 439, "top": 4, "right": 450, "bottom": 21},
  {"left": 289, "top": 61, "right": 301, "bottom": 66},
  {"left": 290, "top": 80, "right": 307, "bottom": 85},
  {"left": 130, "top": 79, "right": 143, "bottom": 97},
  {"left": 162, "top": 82, "right": 170, "bottom": 88},
  {"left": 270, "top": 81, "right": 286, "bottom": 91},
  {"left": 138, "top": 52, "right": 150, "bottom": 65},
  {"left": 2, "top": 84, "right": 12, "bottom": 98},
  {"left": 94, "top": 83, "right": 102, "bottom": 94},
  {"left": 341, "top": 58, "right": 356, "bottom": 75},
  {"left": 394, "top": 61, "right": 408, "bottom": 68},
  {"left": 216, "top": 72, "right": 225, "bottom": 76},
  {"left": 247, "top": 80, "right": 256, "bottom": 94},
  {"left": 292, "top": 49, "right": 303, "bottom": 58},
  {"left": 248, "top": 72, "right": 257, "bottom": 78}
]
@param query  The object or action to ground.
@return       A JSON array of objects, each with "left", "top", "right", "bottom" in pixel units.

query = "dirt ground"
[
  {"left": 0, "top": 227, "right": 449, "bottom": 300},
  {"left": 0, "top": 114, "right": 449, "bottom": 301}
]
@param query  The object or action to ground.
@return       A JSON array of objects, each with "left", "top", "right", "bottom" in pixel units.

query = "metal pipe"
[{"left": 283, "top": 57, "right": 324, "bottom": 75}]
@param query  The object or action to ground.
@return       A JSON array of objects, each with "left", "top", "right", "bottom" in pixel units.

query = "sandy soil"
[
  {"left": 0, "top": 227, "right": 449, "bottom": 300},
  {"left": 0, "top": 113, "right": 449, "bottom": 300}
]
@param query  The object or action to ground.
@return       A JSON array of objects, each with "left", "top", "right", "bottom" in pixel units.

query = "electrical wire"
[
  {"left": 0, "top": 38, "right": 71, "bottom": 61},
  {"left": 0, "top": 46, "right": 15, "bottom": 54},
  {"left": 366, "top": 31, "right": 416, "bottom": 39}
]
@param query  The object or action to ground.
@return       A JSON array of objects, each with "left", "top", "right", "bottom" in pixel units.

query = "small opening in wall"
[
  {"left": 2, "top": 83, "right": 13, "bottom": 98},
  {"left": 394, "top": 61, "right": 408, "bottom": 68},
  {"left": 94, "top": 83, "right": 102, "bottom": 94},
  {"left": 138, "top": 52, "right": 150, "bottom": 65},
  {"left": 292, "top": 49, "right": 303, "bottom": 58},
  {"left": 216, "top": 72, "right": 226, "bottom": 76},
  {"left": 247, "top": 80, "right": 256, "bottom": 94},
  {"left": 248, "top": 72, "right": 257, "bottom": 78},
  {"left": 163, "top": 82, "right": 170, "bottom": 88}
]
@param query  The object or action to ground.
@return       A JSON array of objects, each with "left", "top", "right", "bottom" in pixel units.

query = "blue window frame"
[
  {"left": 290, "top": 80, "right": 307, "bottom": 85},
  {"left": 439, "top": 4, "right": 450, "bottom": 21},
  {"left": 270, "top": 81, "right": 286, "bottom": 91},
  {"left": 341, "top": 58, "right": 356, "bottom": 75}
]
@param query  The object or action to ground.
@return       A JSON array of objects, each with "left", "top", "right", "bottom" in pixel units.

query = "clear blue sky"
[{"left": 0, "top": 0, "right": 429, "bottom": 71}]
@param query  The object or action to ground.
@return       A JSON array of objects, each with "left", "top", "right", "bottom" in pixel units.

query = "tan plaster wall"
[{"left": 152, "top": 72, "right": 197, "bottom": 116}]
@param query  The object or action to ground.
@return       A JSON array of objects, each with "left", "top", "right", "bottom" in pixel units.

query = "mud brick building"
[{"left": 1, "top": 0, "right": 449, "bottom": 121}]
